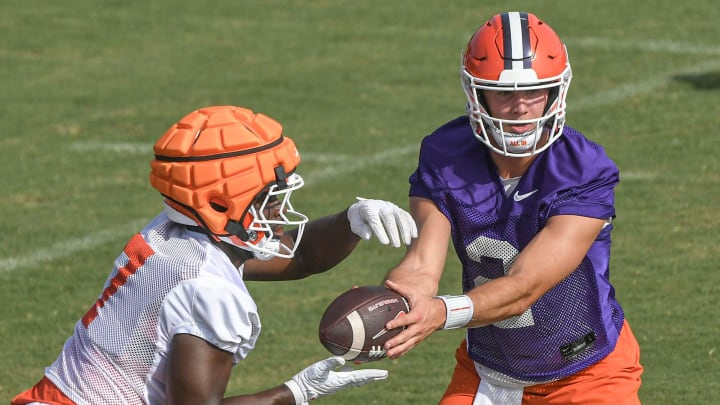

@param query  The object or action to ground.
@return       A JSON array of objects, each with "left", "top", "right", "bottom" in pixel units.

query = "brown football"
[{"left": 318, "top": 286, "right": 409, "bottom": 362}]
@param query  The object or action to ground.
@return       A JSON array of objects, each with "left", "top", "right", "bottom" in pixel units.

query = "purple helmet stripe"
[
  {"left": 501, "top": 12, "right": 513, "bottom": 70},
  {"left": 500, "top": 12, "right": 533, "bottom": 70},
  {"left": 519, "top": 12, "right": 532, "bottom": 69}
]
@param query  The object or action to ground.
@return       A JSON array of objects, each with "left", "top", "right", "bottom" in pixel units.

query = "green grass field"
[{"left": 1, "top": 1, "right": 718, "bottom": 403}]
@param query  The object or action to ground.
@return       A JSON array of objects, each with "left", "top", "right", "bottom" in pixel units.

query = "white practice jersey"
[{"left": 44, "top": 213, "right": 261, "bottom": 404}]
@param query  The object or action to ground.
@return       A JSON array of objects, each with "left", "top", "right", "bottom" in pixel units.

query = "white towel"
[
  {"left": 473, "top": 378, "right": 524, "bottom": 405},
  {"left": 472, "top": 361, "right": 545, "bottom": 405}
]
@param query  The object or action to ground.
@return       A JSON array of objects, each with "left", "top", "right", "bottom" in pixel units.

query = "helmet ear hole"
[{"left": 209, "top": 197, "right": 229, "bottom": 213}]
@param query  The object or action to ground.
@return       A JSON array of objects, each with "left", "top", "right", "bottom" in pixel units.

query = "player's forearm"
[
  {"left": 242, "top": 210, "right": 360, "bottom": 281},
  {"left": 462, "top": 275, "right": 537, "bottom": 328},
  {"left": 384, "top": 262, "right": 441, "bottom": 297},
  {"left": 384, "top": 237, "right": 445, "bottom": 297},
  {"left": 288, "top": 209, "right": 361, "bottom": 278},
  {"left": 222, "top": 385, "right": 295, "bottom": 405}
]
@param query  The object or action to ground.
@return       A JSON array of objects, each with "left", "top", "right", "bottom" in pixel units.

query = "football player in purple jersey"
[{"left": 382, "top": 12, "right": 643, "bottom": 404}]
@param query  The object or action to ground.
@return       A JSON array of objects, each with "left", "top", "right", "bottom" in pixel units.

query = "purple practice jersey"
[{"left": 409, "top": 116, "right": 624, "bottom": 382}]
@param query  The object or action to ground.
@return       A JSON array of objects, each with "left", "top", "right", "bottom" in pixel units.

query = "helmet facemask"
[
  {"left": 462, "top": 68, "right": 572, "bottom": 157},
  {"left": 222, "top": 171, "right": 308, "bottom": 260}
]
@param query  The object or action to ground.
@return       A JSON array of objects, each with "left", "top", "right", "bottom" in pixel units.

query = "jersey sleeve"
[
  {"left": 159, "top": 276, "right": 260, "bottom": 360},
  {"left": 544, "top": 154, "right": 619, "bottom": 221},
  {"left": 409, "top": 168, "right": 432, "bottom": 199},
  {"left": 546, "top": 175, "right": 617, "bottom": 220},
  {"left": 409, "top": 132, "right": 451, "bottom": 201},
  {"left": 539, "top": 128, "right": 620, "bottom": 222},
  {"left": 408, "top": 117, "right": 489, "bottom": 214}
]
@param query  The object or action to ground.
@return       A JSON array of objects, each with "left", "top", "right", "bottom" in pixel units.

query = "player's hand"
[
  {"left": 347, "top": 197, "right": 418, "bottom": 248},
  {"left": 284, "top": 356, "right": 388, "bottom": 404},
  {"left": 382, "top": 280, "right": 445, "bottom": 359}
]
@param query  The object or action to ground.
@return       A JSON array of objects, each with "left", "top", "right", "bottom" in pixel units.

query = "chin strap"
[
  {"left": 225, "top": 220, "right": 251, "bottom": 242},
  {"left": 184, "top": 225, "right": 207, "bottom": 234}
]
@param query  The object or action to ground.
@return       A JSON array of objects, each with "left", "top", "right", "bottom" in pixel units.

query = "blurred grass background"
[{"left": 1, "top": 0, "right": 718, "bottom": 403}]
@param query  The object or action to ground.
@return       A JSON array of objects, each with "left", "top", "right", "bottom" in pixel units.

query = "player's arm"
[
  {"left": 166, "top": 334, "right": 387, "bottom": 405},
  {"left": 244, "top": 199, "right": 417, "bottom": 281},
  {"left": 462, "top": 214, "right": 607, "bottom": 326},
  {"left": 166, "top": 333, "right": 269, "bottom": 405},
  {"left": 380, "top": 197, "right": 451, "bottom": 358},
  {"left": 242, "top": 209, "right": 360, "bottom": 281},
  {"left": 384, "top": 196, "right": 450, "bottom": 296}
]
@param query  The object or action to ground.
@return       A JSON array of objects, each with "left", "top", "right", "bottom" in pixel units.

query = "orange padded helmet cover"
[{"left": 149, "top": 106, "right": 301, "bottom": 239}]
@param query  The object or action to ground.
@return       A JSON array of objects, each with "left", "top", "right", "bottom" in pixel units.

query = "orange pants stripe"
[{"left": 439, "top": 320, "right": 643, "bottom": 405}]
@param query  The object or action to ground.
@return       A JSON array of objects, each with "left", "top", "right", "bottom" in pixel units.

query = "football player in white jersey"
[{"left": 12, "top": 105, "right": 417, "bottom": 405}]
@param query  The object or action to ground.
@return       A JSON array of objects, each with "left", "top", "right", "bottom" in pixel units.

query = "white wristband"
[
  {"left": 436, "top": 295, "right": 474, "bottom": 329},
  {"left": 283, "top": 380, "right": 308, "bottom": 405}
]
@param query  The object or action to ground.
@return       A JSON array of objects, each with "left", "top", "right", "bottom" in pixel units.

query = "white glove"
[
  {"left": 347, "top": 197, "right": 418, "bottom": 248},
  {"left": 284, "top": 356, "right": 388, "bottom": 405}
]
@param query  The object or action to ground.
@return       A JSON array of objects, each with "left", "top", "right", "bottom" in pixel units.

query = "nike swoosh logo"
[{"left": 513, "top": 189, "right": 538, "bottom": 202}]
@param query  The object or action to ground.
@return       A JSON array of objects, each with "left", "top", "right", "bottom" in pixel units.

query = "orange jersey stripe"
[{"left": 81, "top": 233, "right": 155, "bottom": 327}]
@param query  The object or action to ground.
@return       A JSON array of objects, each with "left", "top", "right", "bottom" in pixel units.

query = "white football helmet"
[{"left": 461, "top": 11, "right": 573, "bottom": 157}]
